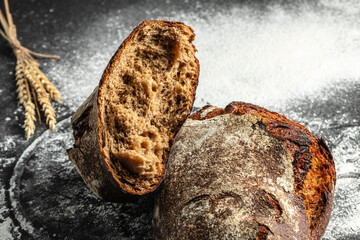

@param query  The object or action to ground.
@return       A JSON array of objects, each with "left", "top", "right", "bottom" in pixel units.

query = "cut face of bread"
[
  {"left": 68, "top": 20, "right": 199, "bottom": 201},
  {"left": 98, "top": 21, "right": 198, "bottom": 193}
]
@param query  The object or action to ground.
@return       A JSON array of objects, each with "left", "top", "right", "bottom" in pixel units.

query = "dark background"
[{"left": 0, "top": 0, "right": 359, "bottom": 239}]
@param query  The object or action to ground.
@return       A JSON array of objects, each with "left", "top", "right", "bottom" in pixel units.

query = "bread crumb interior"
[{"left": 99, "top": 22, "right": 197, "bottom": 193}]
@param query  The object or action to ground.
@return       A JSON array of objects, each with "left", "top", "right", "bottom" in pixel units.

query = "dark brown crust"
[
  {"left": 189, "top": 101, "right": 336, "bottom": 239},
  {"left": 256, "top": 224, "right": 271, "bottom": 240},
  {"left": 224, "top": 102, "right": 314, "bottom": 194},
  {"left": 189, "top": 105, "right": 225, "bottom": 120},
  {"left": 153, "top": 112, "right": 310, "bottom": 239},
  {"left": 68, "top": 20, "right": 199, "bottom": 202},
  {"left": 68, "top": 87, "right": 133, "bottom": 201},
  {"left": 311, "top": 138, "right": 335, "bottom": 239}
]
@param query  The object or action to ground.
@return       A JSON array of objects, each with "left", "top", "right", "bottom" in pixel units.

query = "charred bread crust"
[
  {"left": 68, "top": 20, "right": 199, "bottom": 202},
  {"left": 68, "top": 87, "right": 135, "bottom": 201},
  {"left": 190, "top": 101, "right": 336, "bottom": 239}
]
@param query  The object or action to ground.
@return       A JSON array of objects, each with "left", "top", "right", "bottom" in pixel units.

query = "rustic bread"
[
  {"left": 153, "top": 102, "right": 336, "bottom": 240},
  {"left": 67, "top": 20, "right": 199, "bottom": 202}
]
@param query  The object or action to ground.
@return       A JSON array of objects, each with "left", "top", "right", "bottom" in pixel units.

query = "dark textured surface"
[
  {"left": 0, "top": 0, "right": 359, "bottom": 239},
  {"left": 9, "top": 119, "right": 154, "bottom": 239},
  {"left": 153, "top": 113, "right": 310, "bottom": 239},
  {"left": 188, "top": 102, "right": 336, "bottom": 239}
]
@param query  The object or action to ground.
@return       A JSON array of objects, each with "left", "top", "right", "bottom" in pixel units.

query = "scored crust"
[
  {"left": 189, "top": 102, "right": 336, "bottom": 239},
  {"left": 68, "top": 20, "right": 199, "bottom": 201}
]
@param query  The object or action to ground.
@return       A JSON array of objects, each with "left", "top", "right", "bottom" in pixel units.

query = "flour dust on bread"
[
  {"left": 153, "top": 102, "right": 335, "bottom": 240},
  {"left": 67, "top": 20, "right": 199, "bottom": 201}
]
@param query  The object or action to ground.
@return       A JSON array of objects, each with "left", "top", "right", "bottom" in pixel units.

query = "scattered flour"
[
  {"left": 323, "top": 178, "right": 360, "bottom": 239},
  {"left": 0, "top": 218, "right": 14, "bottom": 240},
  {"left": 331, "top": 127, "right": 360, "bottom": 176},
  {"left": 191, "top": 6, "right": 360, "bottom": 109},
  {"left": 0, "top": 137, "right": 16, "bottom": 153},
  {"left": 45, "top": 2, "right": 360, "bottom": 113},
  {"left": 2, "top": 0, "right": 360, "bottom": 239}
]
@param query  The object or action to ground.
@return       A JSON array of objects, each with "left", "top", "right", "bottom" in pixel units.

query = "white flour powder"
[
  {"left": 1, "top": 1, "right": 360, "bottom": 239},
  {"left": 47, "top": 2, "right": 360, "bottom": 111}
]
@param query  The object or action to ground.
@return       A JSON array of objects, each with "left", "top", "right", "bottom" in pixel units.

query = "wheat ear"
[
  {"left": 15, "top": 61, "right": 36, "bottom": 139},
  {"left": 15, "top": 61, "right": 29, "bottom": 104},
  {"left": 24, "top": 95, "right": 36, "bottom": 139},
  {"left": 1, "top": 0, "right": 61, "bottom": 139},
  {"left": 30, "top": 65, "right": 61, "bottom": 101},
  {"left": 24, "top": 64, "right": 57, "bottom": 131}
]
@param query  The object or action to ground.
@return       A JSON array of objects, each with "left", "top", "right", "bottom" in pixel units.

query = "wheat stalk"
[
  {"left": 0, "top": 0, "right": 61, "bottom": 139},
  {"left": 15, "top": 61, "right": 29, "bottom": 105},
  {"left": 24, "top": 64, "right": 57, "bottom": 130},
  {"left": 30, "top": 64, "right": 62, "bottom": 101},
  {"left": 15, "top": 61, "right": 36, "bottom": 138}
]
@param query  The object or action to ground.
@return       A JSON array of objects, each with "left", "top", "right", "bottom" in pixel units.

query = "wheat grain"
[
  {"left": 25, "top": 65, "right": 57, "bottom": 131},
  {"left": 15, "top": 61, "right": 36, "bottom": 139},
  {"left": 37, "top": 92, "right": 57, "bottom": 130},
  {"left": 23, "top": 70, "right": 36, "bottom": 139},
  {"left": 30, "top": 65, "right": 61, "bottom": 101},
  {"left": 24, "top": 63, "right": 45, "bottom": 94},
  {"left": 24, "top": 100, "right": 36, "bottom": 139},
  {"left": 15, "top": 61, "right": 28, "bottom": 104},
  {"left": 38, "top": 94, "right": 57, "bottom": 131}
]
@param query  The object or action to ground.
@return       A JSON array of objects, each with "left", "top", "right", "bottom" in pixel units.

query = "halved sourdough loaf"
[
  {"left": 153, "top": 102, "right": 336, "bottom": 240},
  {"left": 68, "top": 20, "right": 199, "bottom": 201}
]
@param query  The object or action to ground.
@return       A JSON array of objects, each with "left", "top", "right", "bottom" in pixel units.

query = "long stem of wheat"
[{"left": 1, "top": 0, "right": 61, "bottom": 139}]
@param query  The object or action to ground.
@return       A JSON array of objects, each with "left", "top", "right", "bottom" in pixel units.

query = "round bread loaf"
[
  {"left": 152, "top": 102, "right": 336, "bottom": 239},
  {"left": 67, "top": 20, "right": 199, "bottom": 202}
]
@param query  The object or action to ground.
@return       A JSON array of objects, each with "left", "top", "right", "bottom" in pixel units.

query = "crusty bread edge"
[
  {"left": 312, "top": 138, "right": 336, "bottom": 240},
  {"left": 186, "top": 102, "right": 336, "bottom": 239},
  {"left": 68, "top": 86, "right": 133, "bottom": 201}
]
